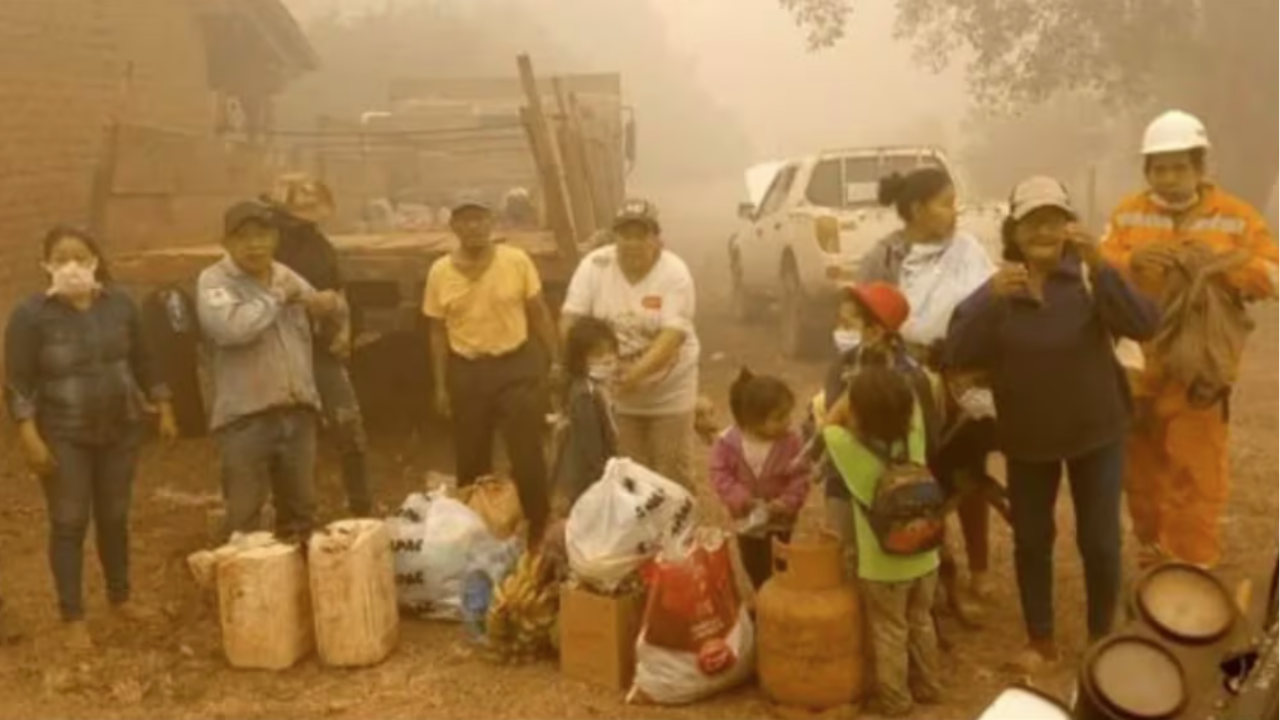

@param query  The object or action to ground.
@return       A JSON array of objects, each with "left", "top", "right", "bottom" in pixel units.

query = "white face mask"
[
  {"left": 833, "top": 329, "right": 862, "bottom": 354},
  {"left": 956, "top": 388, "right": 997, "bottom": 421},
  {"left": 45, "top": 261, "right": 100, "bottom": 299},
  {"left": 587, "top": 359, "right": 618, "bottom": 383}
]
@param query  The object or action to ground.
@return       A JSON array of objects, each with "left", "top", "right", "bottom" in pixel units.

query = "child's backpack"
[{"left": 856, "top": 439, "right": 946, "bottom": 556}]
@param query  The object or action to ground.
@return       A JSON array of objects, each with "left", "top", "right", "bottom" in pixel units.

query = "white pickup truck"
[{"left": 727, "top": 146, "right": 1004, "bottom": 359}]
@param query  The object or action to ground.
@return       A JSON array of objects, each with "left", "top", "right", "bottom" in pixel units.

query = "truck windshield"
[{"left": 806, "top": 154, "right": 946, "bottom": 211}]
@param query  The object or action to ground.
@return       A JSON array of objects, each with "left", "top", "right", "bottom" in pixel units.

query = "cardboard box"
[{"left": 559, "top": 584, "right": 646, "bottom": 691}]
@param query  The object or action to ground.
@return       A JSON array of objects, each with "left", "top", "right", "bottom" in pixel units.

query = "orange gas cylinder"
[{"left": 756, "top": 533, "right": 866, "bottom": 711}]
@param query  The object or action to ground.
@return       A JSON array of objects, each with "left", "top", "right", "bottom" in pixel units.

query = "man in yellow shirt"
[{"left": 423, "top": 194, "right": 560, "bottom": 545}]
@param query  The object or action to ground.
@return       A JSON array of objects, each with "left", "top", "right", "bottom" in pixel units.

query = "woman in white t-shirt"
[{"left": 561, "top": 199, "right": 701, "bottom": 488}]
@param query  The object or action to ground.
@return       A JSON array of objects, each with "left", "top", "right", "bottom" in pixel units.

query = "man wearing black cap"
[
  {"left": 268, "top": 175, "right": 375, "bottom": 518},
  {"left": 422, "top": 194, "right": 560, "bottom": 545},
  {"left": 196, "top": 201, "right": 343, "bottom": 541}
]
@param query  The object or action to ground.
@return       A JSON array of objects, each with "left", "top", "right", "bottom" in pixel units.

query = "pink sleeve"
[{"left": 709, "top": 437, "right": 752, "bottom": 517}]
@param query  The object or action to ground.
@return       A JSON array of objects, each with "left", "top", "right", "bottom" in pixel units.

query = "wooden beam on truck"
[
  {"left": 571, "top": 92, "right": 619, "bottom": 224},
  {"left": 517, "top": 53, "right": 579, "bottom": 262},
  {"left": 553, "top": 78, "right": 599, "bottom": 240},
  {"left": 578, "top": 103, "right": 625, "bottom": 216}
]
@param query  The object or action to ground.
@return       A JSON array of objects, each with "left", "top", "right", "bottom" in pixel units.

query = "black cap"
[
  {"left": 612, "top": 198, "right": 661, "bottom": 233},
  {"left": 224, "top": 201, "right": 276, "bottom": 236},
  {"left": 450, "top": 191, "right": 493, "bottom": 214}
]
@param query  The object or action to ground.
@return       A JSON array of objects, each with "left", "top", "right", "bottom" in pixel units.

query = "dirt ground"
[{"left": 0, "top": 262, "right": 1275, "bottom": 720}]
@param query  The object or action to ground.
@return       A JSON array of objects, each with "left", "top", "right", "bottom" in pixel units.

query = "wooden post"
[
  {"left": 581, "top": 102, "right": 623, "bottom": 218},
  {"left": 88, "top": 120, "right": 123, "bottom": 240},
  {"left": 517, "top": 54, "right": 578, "bottom": 260},
  {"left": 553, "top": 79, "right": 599, "bottom": 239}
]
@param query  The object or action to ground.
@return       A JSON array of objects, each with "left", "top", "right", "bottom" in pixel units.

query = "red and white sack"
[{"left": 627, "top": 529, "right": 756, "bottom": 705}]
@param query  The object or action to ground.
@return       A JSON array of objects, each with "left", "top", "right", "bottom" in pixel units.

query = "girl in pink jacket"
[{"left": 710, "top": 369, "right": 812, "bottom": 589}]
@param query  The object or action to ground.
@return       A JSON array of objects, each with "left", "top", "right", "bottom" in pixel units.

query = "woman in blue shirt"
[
  {"left": 5, "top": 227, "right": 177, "bottom": 651},
  {"left": 946, "top": 178, "right": 1160, "bottom": 672}
]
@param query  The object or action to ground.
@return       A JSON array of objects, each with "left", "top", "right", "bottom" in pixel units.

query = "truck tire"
[
  {"left": 778, "top": 262, "right": 828, "bottom": 361},
  {"left": 140, "top": 288, "right": 207, "bottom": 437}
]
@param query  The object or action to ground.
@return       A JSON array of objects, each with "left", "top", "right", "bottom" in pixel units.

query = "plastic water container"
[
  {"left": 462, "top": 569, "right": 494, "bottom": 644},
  {"left": 217, "top": 541, "right": 314, "bottom": 671},
  {"left": 309, "top": 520, "right": 400, "bottom": 668}
]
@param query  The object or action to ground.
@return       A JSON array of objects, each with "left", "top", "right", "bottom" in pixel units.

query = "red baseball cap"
[{"left": 845, "top": 283, "right": 911, "bottom": 333}]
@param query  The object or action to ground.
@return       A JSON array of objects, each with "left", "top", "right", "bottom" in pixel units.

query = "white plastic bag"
[
  {"left": 566, "top": 458, "right": 696, "bottom": 592},
  {"left": 388, "top": 489, "right": 499, "bottom": 621},
  {"left": 628, "top": 530, "right": 756, "bottom": 705}
]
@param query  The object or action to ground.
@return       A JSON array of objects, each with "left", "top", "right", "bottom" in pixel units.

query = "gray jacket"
[
  {"left": 197, "top": 257, "right": 320, "bottom": 431},
  {"left": 855, "top": 230, "right": 909, "bottom": 285}
]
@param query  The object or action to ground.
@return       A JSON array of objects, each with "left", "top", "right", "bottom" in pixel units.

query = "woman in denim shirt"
[{"left": 4, "top": 227, "right": 177, "bottom": 651}]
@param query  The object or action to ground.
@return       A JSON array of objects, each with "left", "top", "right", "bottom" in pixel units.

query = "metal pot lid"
[
  {"left": 1089, "top": 637, "right": 1186, "bottom": 719},
  {"left": 1137, "top": 564, "right": 1235, "bottom": 643}
]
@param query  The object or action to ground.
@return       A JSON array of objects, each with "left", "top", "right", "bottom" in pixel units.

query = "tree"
[{"left": 781, "top": 0, "right": 1279, "bottom": 207}]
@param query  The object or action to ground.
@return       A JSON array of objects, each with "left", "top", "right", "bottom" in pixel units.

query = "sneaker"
[
  {"left": 111, "top": 601, "right": 157, "bottom": 623},
  {"left": 1003, "top": 642, "right": 1060, "bottom": 676},
  {"left": 865, "top": 699, "right": 913, "bottom": 718},
  {"left": 912, "top": 685, "right": 944, "bottom": 706},
  {"left": 61, "top": 621, "right": 94, "bottom": 653}
]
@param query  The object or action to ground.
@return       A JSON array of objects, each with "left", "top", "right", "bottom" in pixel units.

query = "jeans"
[
  {"left": 862, "top": 573, "right": 943, "bottom": 715},
  {"left": 42, "top": 425, "right": 143, "bottom": 622},
  {"left": 447, "top": 344, "right": 550, "bottom": 539},
  {"left": 313, "top": 352, "right": 372, "bottom": 516},
  {"left": 218, "top": 408, "right": 318, "bottom": 541},
  {"left": 1007, "top": 440, "right": 1125, "bottom": 643}
]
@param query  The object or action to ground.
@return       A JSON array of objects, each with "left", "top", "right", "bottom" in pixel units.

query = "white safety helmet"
[{"left": 1142, "top": 110, "right": 1211, "bottom": 156}]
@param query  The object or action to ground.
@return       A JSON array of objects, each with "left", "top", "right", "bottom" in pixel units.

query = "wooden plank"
[
  {"left": 389, "top": 73, "right": 621, "bottom": 106},
  {"left": 568, "top": 92, "right": 613, "bottom": 228},
  {"left": 553, "top": 79, "right": 598, "bottom": 238},
  {"left": 517, "top": 54, "right": 577, "bottom": 260}
]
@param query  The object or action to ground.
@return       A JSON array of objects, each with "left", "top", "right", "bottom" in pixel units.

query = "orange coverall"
[{"left": 1101, "top": 185, "right": 1278, "bottom": 568}]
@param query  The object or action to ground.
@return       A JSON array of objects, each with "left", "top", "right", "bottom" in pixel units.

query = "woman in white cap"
[
  {"left": 561, "top": 198, "right": 701, "bottom": 488},
  {"left": 945, "top": 177, "right": 1160, "bottom": 672}
]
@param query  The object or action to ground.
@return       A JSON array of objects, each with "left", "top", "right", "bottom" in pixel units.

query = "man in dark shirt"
[{"left": 270, "top": 176, "right": 374, "bottom": 517}]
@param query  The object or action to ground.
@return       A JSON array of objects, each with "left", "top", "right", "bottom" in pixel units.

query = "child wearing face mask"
[
  {"left": 553, "top": 317, "right": 621, "bottom": 507},
  {"left": 711, "top": 369, "right": 811, "bottom": 590},
  {"left": 805, "top": 284, "right": 941, "bottom": 580}
]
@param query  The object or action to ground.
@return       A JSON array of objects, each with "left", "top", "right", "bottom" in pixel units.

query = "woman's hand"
[
  {"left": 1071, "top": 231, "right": 1106, "bottom": 270},
  {"left": 991, "top": 265, "right": 1035, "bottom": 300},
  {"left": 18, "top": 424, "right": 56, "bottom": 477},
  {"left": 157, "top": 402, "right": 180, "bottom": 444},
  {"left": 614, "top": 366, "right": 644, "bottom": 396}
]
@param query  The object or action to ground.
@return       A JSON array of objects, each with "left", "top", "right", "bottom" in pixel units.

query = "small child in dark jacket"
[
  {"left": 554, "top": 317, "right": 620, "bottom": 506},
  {"left": 710, "top": 369, "right": 811, "bottom": 590}
]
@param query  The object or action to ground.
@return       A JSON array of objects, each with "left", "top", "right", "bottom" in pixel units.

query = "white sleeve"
[
  {"left": 561, "top": 255, "right": 597, "bottom": 317},
  {"left": 660, "top": 258, "right": 697, "bottom": 334}
]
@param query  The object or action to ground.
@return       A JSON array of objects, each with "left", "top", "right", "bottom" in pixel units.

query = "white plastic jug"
[
  {"left": 309, "top": 520, "right": 399, "bottom": 667},
  {"left": 217, "top": 541, "right": 313, "bottom": 671}
]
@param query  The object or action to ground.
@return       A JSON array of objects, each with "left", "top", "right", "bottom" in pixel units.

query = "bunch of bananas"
[{"left": 486, "top": 551, "right": 558, "bottom": 664}]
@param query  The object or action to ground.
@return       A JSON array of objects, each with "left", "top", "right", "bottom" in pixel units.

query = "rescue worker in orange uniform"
[{"left": 1101, "top": 110, "right": 1279, "bottom": 569}]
